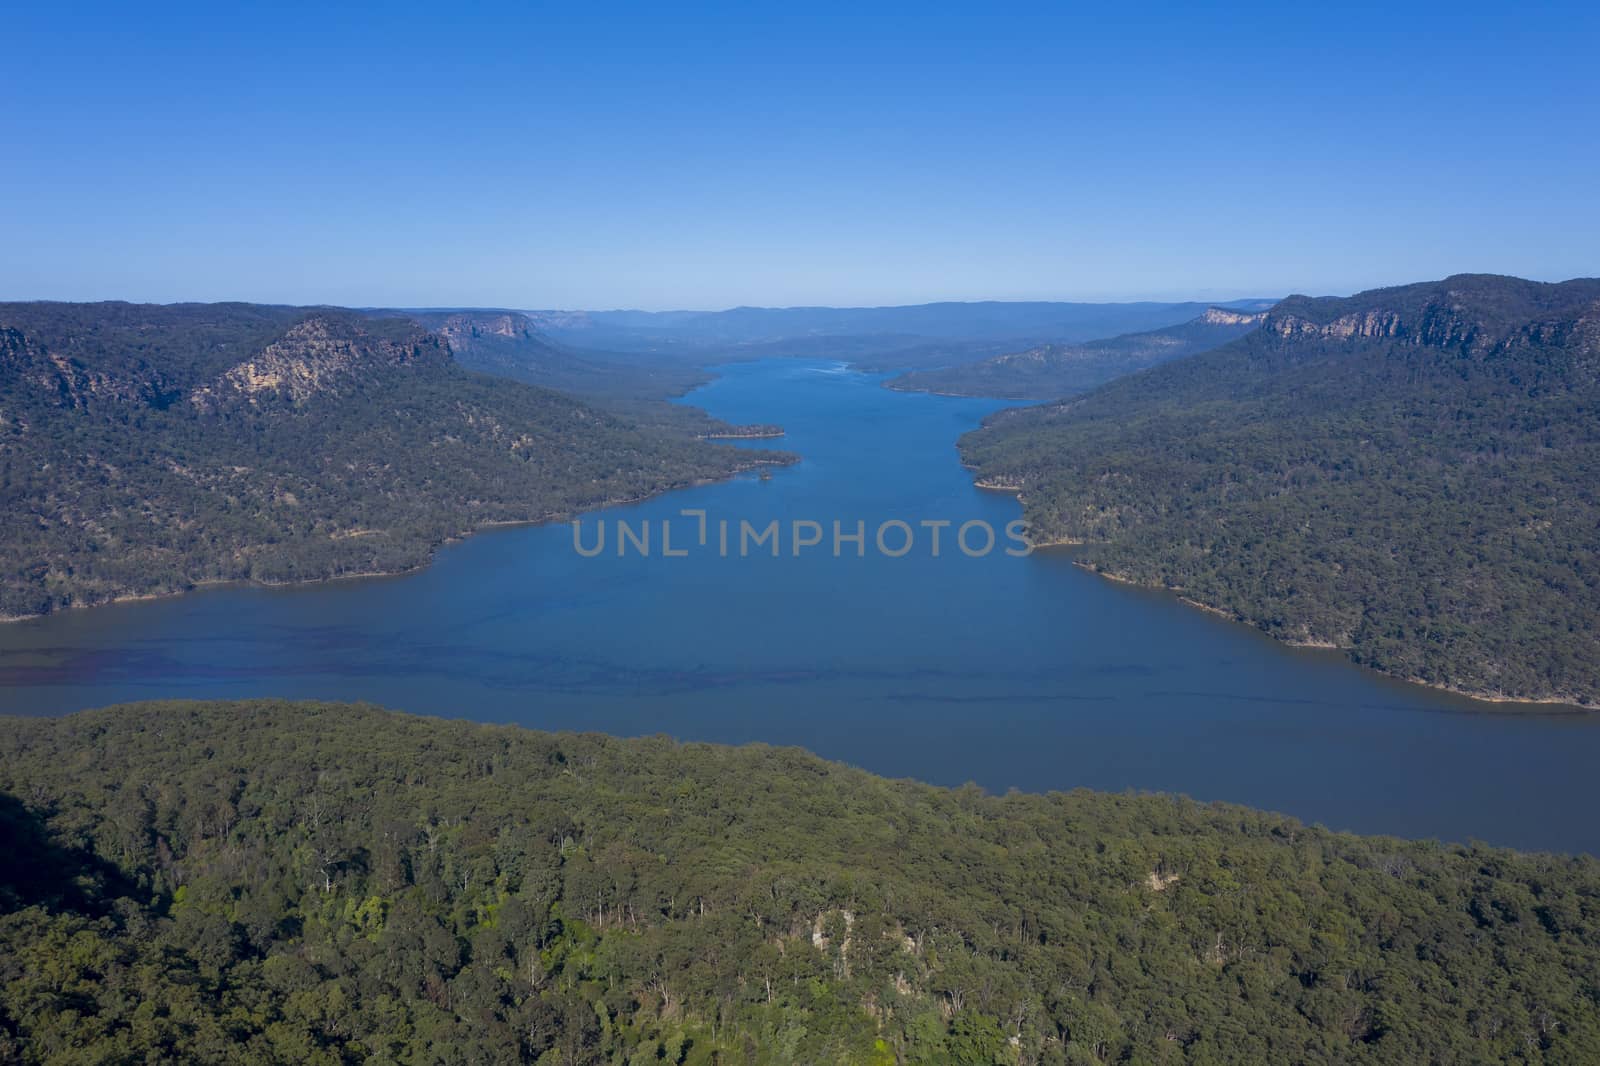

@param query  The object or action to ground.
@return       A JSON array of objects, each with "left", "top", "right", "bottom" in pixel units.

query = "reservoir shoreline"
[
  {"left": 968, "top": 470, "right": 1593, "bottom": 711},
  {"left": 4, "top": 359, "right": 1598, "bottom": 855}
]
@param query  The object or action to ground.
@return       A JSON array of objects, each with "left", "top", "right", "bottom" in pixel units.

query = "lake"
[{"left": 3, "top": 359, "right": 1597, "bottom": 854}]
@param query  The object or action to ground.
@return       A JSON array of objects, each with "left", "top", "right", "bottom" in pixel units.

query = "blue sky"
[{"left": 4, "top": 3, "right": 1597, "bottom": 309}]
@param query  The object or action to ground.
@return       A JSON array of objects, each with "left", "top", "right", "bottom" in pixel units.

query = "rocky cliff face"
[
  {"left": 1268, "top": 309, "right": 1408, "bottom": 341},
  {"left": 2, "top": 306, "right": 454, "bottom": 415},
  {"left": 410, "top": 310, "right": 589, "bottom": 383},
  {"left": 1198, "top": 307, "right": 1266, "bottom": 327},
  {"left": 189, "top": 316, "right": 451, "bottom": 410},
  {"left": 1261, "top": 275, "right": 1600, "bottom": 357},
  {"left": 0, "top": 325, "right": 175, "bottom": 410},
  {"left": 432, "top": 312, "right": 537, "bottom": 347}
]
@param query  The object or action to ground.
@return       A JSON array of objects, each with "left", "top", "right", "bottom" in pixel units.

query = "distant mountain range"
[
  {"left": 0, "top": 302, "right": 786, "bottom": 619},
  {"left": 524, "top": 298, "right": 1278, "bottom": 367},
  {"left": 886, "top": 307, "right": 1268, "bottom": 399},
  {"left": 960, "top": 274, "right": 1600, "bottom": 705}
]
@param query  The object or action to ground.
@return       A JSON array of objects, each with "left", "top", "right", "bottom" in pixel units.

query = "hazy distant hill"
[
  {"left": 408, "top": 310, "right": 708, "bottom": 402},
  {"left": 960, "top": 275, "right": 1600, "bottom": 705},
  {"left": 0, "top": 302, "right": 785, "bottom": 619},
  {"left": 528, "top": 299, "right": 1277, "bottom": 368},
  {"left": 404, "top": 309, "right": 783, "bottom": 438},
  {"left": 887, "top": 307, "right": 1267, "bottom": 399}
]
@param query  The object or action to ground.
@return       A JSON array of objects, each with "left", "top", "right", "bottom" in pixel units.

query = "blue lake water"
[{"left": 3, "top": 359, "right": 1597, "bottom": 853}]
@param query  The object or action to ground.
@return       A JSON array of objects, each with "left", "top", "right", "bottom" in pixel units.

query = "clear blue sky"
[{"left": 4, "top": 2, "right": 1597, "bottom": 310}]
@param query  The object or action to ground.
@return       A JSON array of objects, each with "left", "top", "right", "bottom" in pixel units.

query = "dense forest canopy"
[
  {"left": 2, "top": 700, "right": 1598, "bottom": 1064},
  {"left": 960, "top": 274, "right": 1600, "bottom": 705},
  {"left": 886, "top": 310, "right": 1266, "bottom": 400},
  {"left": 0, "top": 302, "right": 789, "bottom": 620}
]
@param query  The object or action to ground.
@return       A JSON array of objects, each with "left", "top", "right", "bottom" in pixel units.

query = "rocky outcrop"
[
  {"left": 190, "top": 316, "right": 450, "bottom": 410},
  {"left": 0, "top": 326, "right": 174, "bottom": 409},
  {"left": 1261, "top": 275, "right": 1600, "bottom": 357},
  {"left": 1268, "top": 309, "right": 1407, "bottom": 340},
  {"left": 432, "top": 312, "right": 538, "bottom": 347},
  {"left": 1198, "top": 307, "right": 1266, "bottom": 327}
]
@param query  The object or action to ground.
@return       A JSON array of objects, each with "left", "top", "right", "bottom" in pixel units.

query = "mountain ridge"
[
  {"left": 886, "top": 307, "right": 1267, "bottom": 399},
  {"left": 959, "top": 274, "right": 1600, "bottom": 705},
  {"left": 0, "top": 302, "right": 787, "bottom": 619}
]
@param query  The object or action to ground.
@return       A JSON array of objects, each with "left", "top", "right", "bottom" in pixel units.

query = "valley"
[{"left": 3, "top": 356, "right": 1596, "bottom": 858}]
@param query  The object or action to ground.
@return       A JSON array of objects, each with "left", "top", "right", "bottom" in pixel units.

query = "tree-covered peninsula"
[
  {"left": 2, "top": 699, "right": 1598, "bottom": 1064},
  {"left": 0, "top": 302, "right": 790, "bottom": 620},
  {"left": 960, "top": 275, "right": 1600, "bottom": 706}
]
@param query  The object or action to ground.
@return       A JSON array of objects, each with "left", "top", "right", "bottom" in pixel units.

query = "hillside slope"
[
  {"left": 886, "top": 308, "right": 1266, "bottom": 399},
  {"left": 2, "top": 700, "right": 1598, "bottom": 1063},
  {"left": 960, "top": 275, "right": 1600, "bottom": 705},
  {"left": 0, "top": 302, "right": 786, "bottom": 619}
]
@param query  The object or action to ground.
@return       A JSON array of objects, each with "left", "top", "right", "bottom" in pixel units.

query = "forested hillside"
[
  {"left": 2, "top": 700, "right": 1598, "bottom": 1064},
  {"left": 0, "top": 302, "right": 787, "bottom": 619},
  {"left": 886, "top": 309, "right": 1265, "bottom": 400},
  {"left": 960, "top": 275, "right": 1600, "bottom": 705}
]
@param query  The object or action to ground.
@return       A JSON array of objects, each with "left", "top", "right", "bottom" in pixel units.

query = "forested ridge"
[
  {"left": 2, "top": 700, "right": 1599, "bottom": 1064},
  {"left": 0, "top": 302, "right": 788, "bottom": 620},
  {"left": 960, "top": 275, "right": 1600, "bottom": 706},
  {"left": 886, "top": 310, "right": 1265, "bottom": 400}
]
